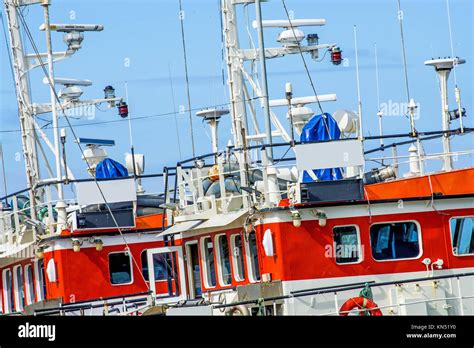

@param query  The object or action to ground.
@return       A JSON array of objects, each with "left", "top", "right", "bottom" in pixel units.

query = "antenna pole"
[
  {"left": 353, "top": 26, "right": 363, "bottom": 140},
  {"left": 178, "top": 0, "right": 196, "bottom": 158},
  {"left": 397, "top": 0, "right": 411, "bottom": 103},
  {"left": 446, "top": 0, "right": 464, "bottom": 133},
  {"left": 374, "top": 42, "right": 384, "bottom": 147},
  {"left": 255, "top": 0, "right": 274, "bottom": 162},
  {"left": 42, "top": 0, "right": 63, "bottom": 202},
  {"left": 124, "top": 81, "right": 137, "bottom": 178}
]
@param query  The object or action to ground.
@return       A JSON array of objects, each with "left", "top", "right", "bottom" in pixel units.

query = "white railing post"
[
  {"left": 46, "top": 185, "right": 54, "bottom": 234},
  {"left": 12, "top": 195, "right": 20, "bottom": 242},
  {"left": 217, "top": 156, "right": 227, "bottom": 212}
]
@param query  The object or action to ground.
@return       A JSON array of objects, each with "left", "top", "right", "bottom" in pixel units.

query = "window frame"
[
  {"left": 332, "top": 224, "right": 363, "bottom": 265},
  {"left": 24, "top": 264, "right": 35, "bottom": 306},
  {"left": 200, "top": 236, "right": 216, "bottom": 289},
  {"left": 108, "top": 251, "right": 134, "bottom": 286},
  {"left": 369, "top": 220, "right": 423, "bottom": 262},
  {"left": 2, "top": 269, "right": 13, "bottom": 314},
  {"left": 214, "top": 233, "right": 232, "bottom": 287},
  {"left": 244, "top": 230, "right": 261, "bottom": 283},
  {"left": 230, "top": 233, "right": 246, "bottom": 282},
  {"left": 185, "top": 240, "right": 202, "bottom": 298},
  {"left": 34, "top": 260, "right": 45, "bottom": 302},
  {"left": 12, "top": 265, "right": 25, "bottom": 312},
  {"left": 449, "top": 216, "right": 474, "bottom": 257},
  {"left": 140, "top": 249, "right": 172, "bottom": 283}
]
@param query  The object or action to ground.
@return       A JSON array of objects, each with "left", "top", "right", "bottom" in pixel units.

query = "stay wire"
[{"left": 16, "top": 8, "right": 150, "bottom": 290}]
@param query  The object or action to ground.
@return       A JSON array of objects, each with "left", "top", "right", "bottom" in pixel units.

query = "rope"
[{"left": 359, "top": 283, "right": 373, "bottom": 300}]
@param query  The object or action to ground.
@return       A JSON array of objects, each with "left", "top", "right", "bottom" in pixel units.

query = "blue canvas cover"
[
  {"left": 96, "top": 158, "right": 129, "bottom": 179},
  {"left": 300, "top": 113, "right": 343, "bottom": 182}
]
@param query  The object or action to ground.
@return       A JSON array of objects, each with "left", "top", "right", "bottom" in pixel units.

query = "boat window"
[
  {"left": 25, "top": 265, "right": 35, "bottom": 305},
  {"left": 13, "top": 265, "right": 25, "bottom": 311},
  {"left": 35, "top": 260, "right": 46, "bottom": 301},
  {"left": 201, "top": 237, "right": 216, "bottom": 288},
  {"left": 216, "top": 234, "right": 232, "bottom": 286},
  {"left": 2, "top": 269, "right": 14, "bottom": 313},
  {"left": 108, "top": 252, "right": 133, "bottom": 285},
  {"left": 230, "top": 234, "right": 245, "bottom": 281},
  {"left": 141, "top": 250, "right": 173, "bottom": 281},
  {"left": 370, "top": 222, "right": 420, "bottom": 260},
  {"left": 247, "top": 230, "right": 261, "bottom": 282},
  {"left": 333, "top": 226, "right": 361, "bottom": 264},
  {"left": 450, "top": 217, "right": 474, "bottom": 256}
]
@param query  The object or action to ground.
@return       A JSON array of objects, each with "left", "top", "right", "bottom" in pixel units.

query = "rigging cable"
[
  {"left": 0, "top": 96, "right": 264, "bottom": 134},
  {"left": 168, "top": 65, "right": 183, "bottom": 160},
  {"left": 178, "top": 0, "right": 196, "bottom": 158},
  {"left": 15, "top": 8, "right": 150, "bottom": 291},
  {"left": 280, "top": 0, "right": 332, "bottom": 139}
]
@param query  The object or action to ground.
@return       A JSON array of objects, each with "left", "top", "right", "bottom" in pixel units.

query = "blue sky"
[{"left": 1, "top": 0, "right": 473, "bottom": 196}]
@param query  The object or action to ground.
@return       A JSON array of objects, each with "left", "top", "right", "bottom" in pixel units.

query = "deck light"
[
  {"left": 118, "top": 101, "right": 129, "bottom": 118},
  {"left": 291, "top": 210, "right": 302, "bottom": 228},
  {"left": 36, "top": 246, "right": 44, "bottom": 259},
  {"left": 313, "top": 210, "right": 327, "bottom": 226},
  {"left": 330, "top": 46, "right": 342, "bottom": 65},
  {"left": 94, "top": 239, "right": 104, "bottom": 251},
  {"left": 195, "top": 158, "right": 205, "bottom": 169},
  {"left": 72, "top": 239, "right": 81, "bottom": 252},
  {"left": 104, "top": 85, "right": 116, "bottom": 99}
]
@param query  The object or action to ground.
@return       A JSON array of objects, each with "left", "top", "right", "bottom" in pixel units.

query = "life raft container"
[{"left": 339, "top": 296, "right": 382, "bottom": 316}]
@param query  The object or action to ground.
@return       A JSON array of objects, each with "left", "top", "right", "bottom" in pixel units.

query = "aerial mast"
[{"left": 3, "top": 0, "right": 41, "bottom": 220}]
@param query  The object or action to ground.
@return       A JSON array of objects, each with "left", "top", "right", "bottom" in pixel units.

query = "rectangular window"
[
  {"left": 109, "top": 252, "right": 133, "bottom": 285},
  {"left": 13, "top": 265, "right": 25, "bottom": 311},
  {"left": 370, "top": 222, "right": 420, "bottom": 260},
  {"left": 230, "top": 234, "right": 245, "bottom": 281},
  {"left": 2, "top": 269, "right": 14, "bottom": 314},
  {"left": 141, "top": 250, "right": 174, "bottom": 282},
  {"left": 25, "top": 265, "right": 35, "bottom": 305},
  {"left": 35, "top": 260, "right": 45, "bottom": 302},
  {"left": 247, "top": 231, "right": 260, "bottom": 282},
  {"left": 450, "top": 217, "right": 474, "bottom": 256},
  {"left": 216, "top": 234, "right": 232, "bottom": 286},
  {"left": 333, "top": 226, "right": 361, "bottom": 264},
  {"left": 201, "top": 237, "right": 216, "bottom": 288}
]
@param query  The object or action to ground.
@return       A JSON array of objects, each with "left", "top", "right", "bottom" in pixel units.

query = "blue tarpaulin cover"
[
  {"left": 96, "top": 158, "right": 129, "bottom": 179},
  {"left": 300, "top": 113, "right": 343, "bottom": 182}
]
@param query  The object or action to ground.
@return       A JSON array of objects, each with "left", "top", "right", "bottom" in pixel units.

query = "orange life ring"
[{"left": 339, "top": 296, "right": 382, "bottom": 316}]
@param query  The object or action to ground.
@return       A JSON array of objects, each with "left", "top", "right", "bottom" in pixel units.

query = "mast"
[
  {"left": 41, "top": 0, "right": 63, "bottom": 201},
  {"left": 255, "top": 0, "right": 273, "bottom": 161},
  {"left": 4, "top": 0, "right": 41, "bottom": 219},
  {"left": 221, "top": 0, "right": 248, "bottom": 148}
]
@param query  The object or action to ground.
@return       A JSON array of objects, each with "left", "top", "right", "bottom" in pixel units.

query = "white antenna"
[
  {"left": 374, "top": 42, "right": 383, "bottom": 147},
  {"left": 397, "top": 0, "right": 411, "bottom": 103},
  {"left": 353, "top": 25, "right": 363, "bottom": 139},
  {"left": 446, "top": 0, "right": 464, "bottom": 133},
  {"left": 124, "top": 81, "right": 137, "bottom": 177}
]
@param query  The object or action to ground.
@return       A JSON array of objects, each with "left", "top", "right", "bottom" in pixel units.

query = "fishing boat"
[{"left": 0, "top": 0, "right": 472, "bottom": 316}]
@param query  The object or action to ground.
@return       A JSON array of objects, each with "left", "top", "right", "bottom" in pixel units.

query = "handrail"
[{"left": 213, "top": 271, "right": 474, "bottom": 309}]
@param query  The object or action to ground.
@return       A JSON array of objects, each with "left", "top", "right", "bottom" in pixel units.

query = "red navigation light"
[
  {"left": 118, "top": 101, "right": 129, "bottom": 118},
  {"left": 330, "top": 46, "right": 342, "bottom": 65}
]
